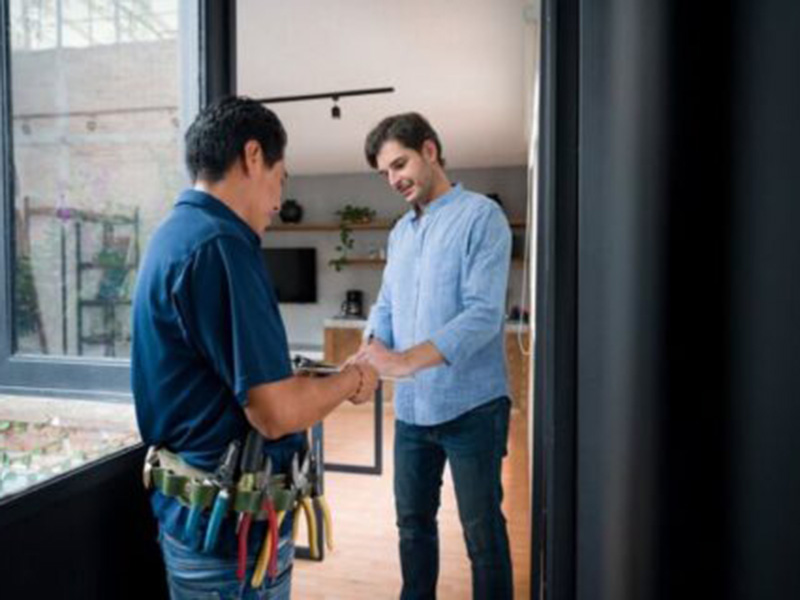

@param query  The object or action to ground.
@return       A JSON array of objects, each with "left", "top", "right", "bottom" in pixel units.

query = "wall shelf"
[
  {"left": 342, "top": 257, "right": 386, "bottom": 266},
  {"left": 270, "top": 221, "right": 394, "bottom": 232},
  {"left": 271, "top": 217, "right": 529, "bottom": 271},
  {"left": 270, "top": 219, "right": 527, "bottom": 232}
]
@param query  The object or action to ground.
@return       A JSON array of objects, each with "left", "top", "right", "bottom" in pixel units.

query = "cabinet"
[
  {"left": 505, "top": 327, "right": 531, "bottom": 413},
  {"left": 323, "top": 326, "right": 365, "bottom": 365}
]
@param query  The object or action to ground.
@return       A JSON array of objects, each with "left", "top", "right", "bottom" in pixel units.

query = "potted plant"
[{"left": 329, "top": 204, "right": 376, "bottom": 271}]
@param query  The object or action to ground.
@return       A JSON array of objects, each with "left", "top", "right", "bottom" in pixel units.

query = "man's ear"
[
  {"left": 421, "top": 139, "right": 438, "bottom": 164},
  {"left": 242, "top": 140, "right": 262, "bottom": 177}
]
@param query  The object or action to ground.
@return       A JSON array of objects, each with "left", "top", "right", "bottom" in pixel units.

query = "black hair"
[
  {"left": 184, "top": 96, "right": 287, "bottom": 182},
  {"left": 364, "top": 112, "right": 445, "bottom": 169}
]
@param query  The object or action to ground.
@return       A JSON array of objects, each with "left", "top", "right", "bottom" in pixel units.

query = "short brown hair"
[{"left": 364, "top": 112, "right": 445, "bottom": 169}]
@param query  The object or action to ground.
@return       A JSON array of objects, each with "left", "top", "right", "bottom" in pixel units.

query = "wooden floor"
[{"left": 293, "top": 403, "right": 531, "bottom": 599}]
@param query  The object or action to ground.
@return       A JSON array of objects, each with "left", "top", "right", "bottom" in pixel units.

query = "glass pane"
[
  {"left": 0, "top": 393, "right": 140, "bottom": 499},
  {"left": 10, "top": 0, "right": 184, "bottom": 358},
  {"left": 10, "top": 0, "right": 58, "bottom": 51}
]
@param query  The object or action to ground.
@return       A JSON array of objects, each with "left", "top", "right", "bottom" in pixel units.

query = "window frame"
[{"left": 0, "top": 0, "right": 235, "bottom": 399}]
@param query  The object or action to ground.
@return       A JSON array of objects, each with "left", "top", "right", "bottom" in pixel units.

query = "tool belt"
[
  {"left": 141, "top": 430, "right": 331, "bottom": 573},
  {"left": 143, "top": 446, "right": 296, "bottom": 517}
]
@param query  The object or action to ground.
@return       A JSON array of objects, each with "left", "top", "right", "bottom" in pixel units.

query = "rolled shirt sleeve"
[{"left": 429, "top": 206, "right": 511, "bottom": 365}]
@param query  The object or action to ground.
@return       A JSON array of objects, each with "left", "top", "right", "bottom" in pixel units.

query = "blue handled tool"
[
  {"left": 183, "top": 492, "right": 204, "bottom": 548},
  {"left": 202, "top": 439, "right": 241, "bottom": 553}
]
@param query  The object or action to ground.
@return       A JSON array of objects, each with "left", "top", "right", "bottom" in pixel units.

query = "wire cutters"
[{"left": 290, "top": 451, "right": 319, "bottom": 559}]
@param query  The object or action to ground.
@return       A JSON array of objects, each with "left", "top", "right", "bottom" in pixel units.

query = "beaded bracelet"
[{"left": 347, "top": 364, "right": 364, "bottom": 401}]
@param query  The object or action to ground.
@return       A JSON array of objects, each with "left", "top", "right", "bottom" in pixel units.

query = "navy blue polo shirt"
[{"left": 131, "top": 189, "right": 304, "bottom": 553}]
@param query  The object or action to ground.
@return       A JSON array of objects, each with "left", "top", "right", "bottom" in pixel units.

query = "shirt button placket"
[{"left": 412, "top": 220, "right": 426, "bottom": 422}]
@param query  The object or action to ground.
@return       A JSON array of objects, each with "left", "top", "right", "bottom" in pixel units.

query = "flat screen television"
[{"left": 261, "top": 247, "right": 317, "bottom": 303}]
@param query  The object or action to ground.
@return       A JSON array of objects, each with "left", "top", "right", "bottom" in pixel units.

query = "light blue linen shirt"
[{"left": 366, "top": 183, "right": 512, "bottom": 426}]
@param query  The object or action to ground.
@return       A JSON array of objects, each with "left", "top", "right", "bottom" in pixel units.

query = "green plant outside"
[{"left": 14, "top": 255, "right": 38, "bottom": 336}]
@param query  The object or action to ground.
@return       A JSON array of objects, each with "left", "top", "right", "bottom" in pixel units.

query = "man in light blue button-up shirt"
[{"left": 355, "top": 113, "right": 514, "bottom": 599}]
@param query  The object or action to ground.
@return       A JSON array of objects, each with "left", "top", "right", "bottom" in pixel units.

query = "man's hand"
[
  {"left": 344, "top": 361, "right": 380, "bottom": 405},
  {"left": 359, "top": 338, "right": 413, "bottom": 378}
]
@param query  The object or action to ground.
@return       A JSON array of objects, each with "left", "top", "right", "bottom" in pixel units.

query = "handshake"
[
  {"left": 342, "top": 335, "right": 418, "bottom": 404},
  {"left": 339, "top": 361, "right": 379, "bottom": 405},
  {"left": 293, "top": 335, "right": 413, "bottom": 406},
  {"left": 291, "top": 353, "right": 378, "bottom": 406}
]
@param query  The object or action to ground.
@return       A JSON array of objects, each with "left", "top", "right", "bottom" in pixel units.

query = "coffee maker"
[{"left": 341, "top": 289, "right": 364, "bottom": 318}]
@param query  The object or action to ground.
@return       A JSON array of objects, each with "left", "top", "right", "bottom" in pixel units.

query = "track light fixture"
[{"left": 256, "top": 87, "right": 394, "bottom": 121}]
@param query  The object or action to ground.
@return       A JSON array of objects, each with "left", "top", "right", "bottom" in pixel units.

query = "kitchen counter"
[{"left": 324, "top": 317, "right": 531, "bottom": 333}]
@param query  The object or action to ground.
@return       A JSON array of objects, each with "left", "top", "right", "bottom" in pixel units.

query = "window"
[
  {"left": 10, "top": 0, "right": 180, "bottom": 50},
  {"left": 0, "top": 0, "right": 214, "bottom": 498},
  {"left": 10, "top": 0, "right": 184, "bottom": 360}
]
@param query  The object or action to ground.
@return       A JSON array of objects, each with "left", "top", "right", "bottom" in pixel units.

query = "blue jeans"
[
  {"left": 394, "top": 397, "right": 513, "bottom": 600},
  {"left": 158, "top": 527, "right": 294, "bottom": 600}
]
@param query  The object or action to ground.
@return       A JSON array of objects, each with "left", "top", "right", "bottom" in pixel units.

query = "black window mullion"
[{"left": 1, "top": 0, "right": 17, "bottom": 370}]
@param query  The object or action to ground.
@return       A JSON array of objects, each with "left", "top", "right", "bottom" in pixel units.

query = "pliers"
[
  {"left": 290, "top": 451, "right": 319, "bottom": 559},
  {"left": 236, "top": 431, "right": 264, "bottom": 581},
  {"left": 310, "top": 444, "right": 334, "bottom": 554},
  {"left": 251, "top": 457, "right": 286, "bottom": 588},
  {"left": 202, "top": 439, "right": 241, "bottom": 553}
]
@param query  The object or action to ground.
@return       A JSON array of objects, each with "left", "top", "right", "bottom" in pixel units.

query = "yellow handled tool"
[
  {"left": 292, "top": 495, "right": 319, "bottom": 559},
  {"left": 314, "top": 493, "right": 333, "bottom": 552},
  {"left": 252, "top": 510, "right": 285, "bottom": 588}
]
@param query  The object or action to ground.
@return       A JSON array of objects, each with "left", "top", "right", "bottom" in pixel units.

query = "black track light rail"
[{"left": 255, "top": 87, "right": 395, "bottom": 104}]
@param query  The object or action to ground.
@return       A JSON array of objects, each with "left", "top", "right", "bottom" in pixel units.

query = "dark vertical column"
[
  {"left": 576, "top": 0, "right": 734, "bottom": 598},
  {"left": 200, "top": 0, "right": 237, "bottom": 106},
  {"left": 0, "top": 0, "right": 15, "bottom": 363},
  {"left": 533, "top": 0, "right": 580, "bottom": 598},
  {"left": 577, "top": 1, "right": 673, "bottom": 597},
  {"left": 729, "top": 2, "right": 800, "bottom": 599},
  {"left": 658, "top": 3, "right": 734, "bottom": 597},
  {"left": 538, "top": 0, "right": 800, "bottom": 598}
]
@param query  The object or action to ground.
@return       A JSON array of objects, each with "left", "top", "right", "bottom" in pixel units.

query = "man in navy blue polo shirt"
[{"left": 131, "top": 97, "right": 378, "bottom": 599}]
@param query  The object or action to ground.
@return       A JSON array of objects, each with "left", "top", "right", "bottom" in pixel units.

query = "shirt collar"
[
  {"left": 415, "top": 182, "right": 463, "bottom": 220},
  {"left": 175, "top": 189, "right": 261, "bottom": 246}
]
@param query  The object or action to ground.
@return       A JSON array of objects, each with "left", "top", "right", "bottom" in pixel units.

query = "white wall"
[{"left": 266, "top": 166, "right": 529, "bottom": 349}]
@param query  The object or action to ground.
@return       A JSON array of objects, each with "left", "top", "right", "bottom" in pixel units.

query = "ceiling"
[{"left": 237, "top": 0, "right": 539, "bottom": 175}]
